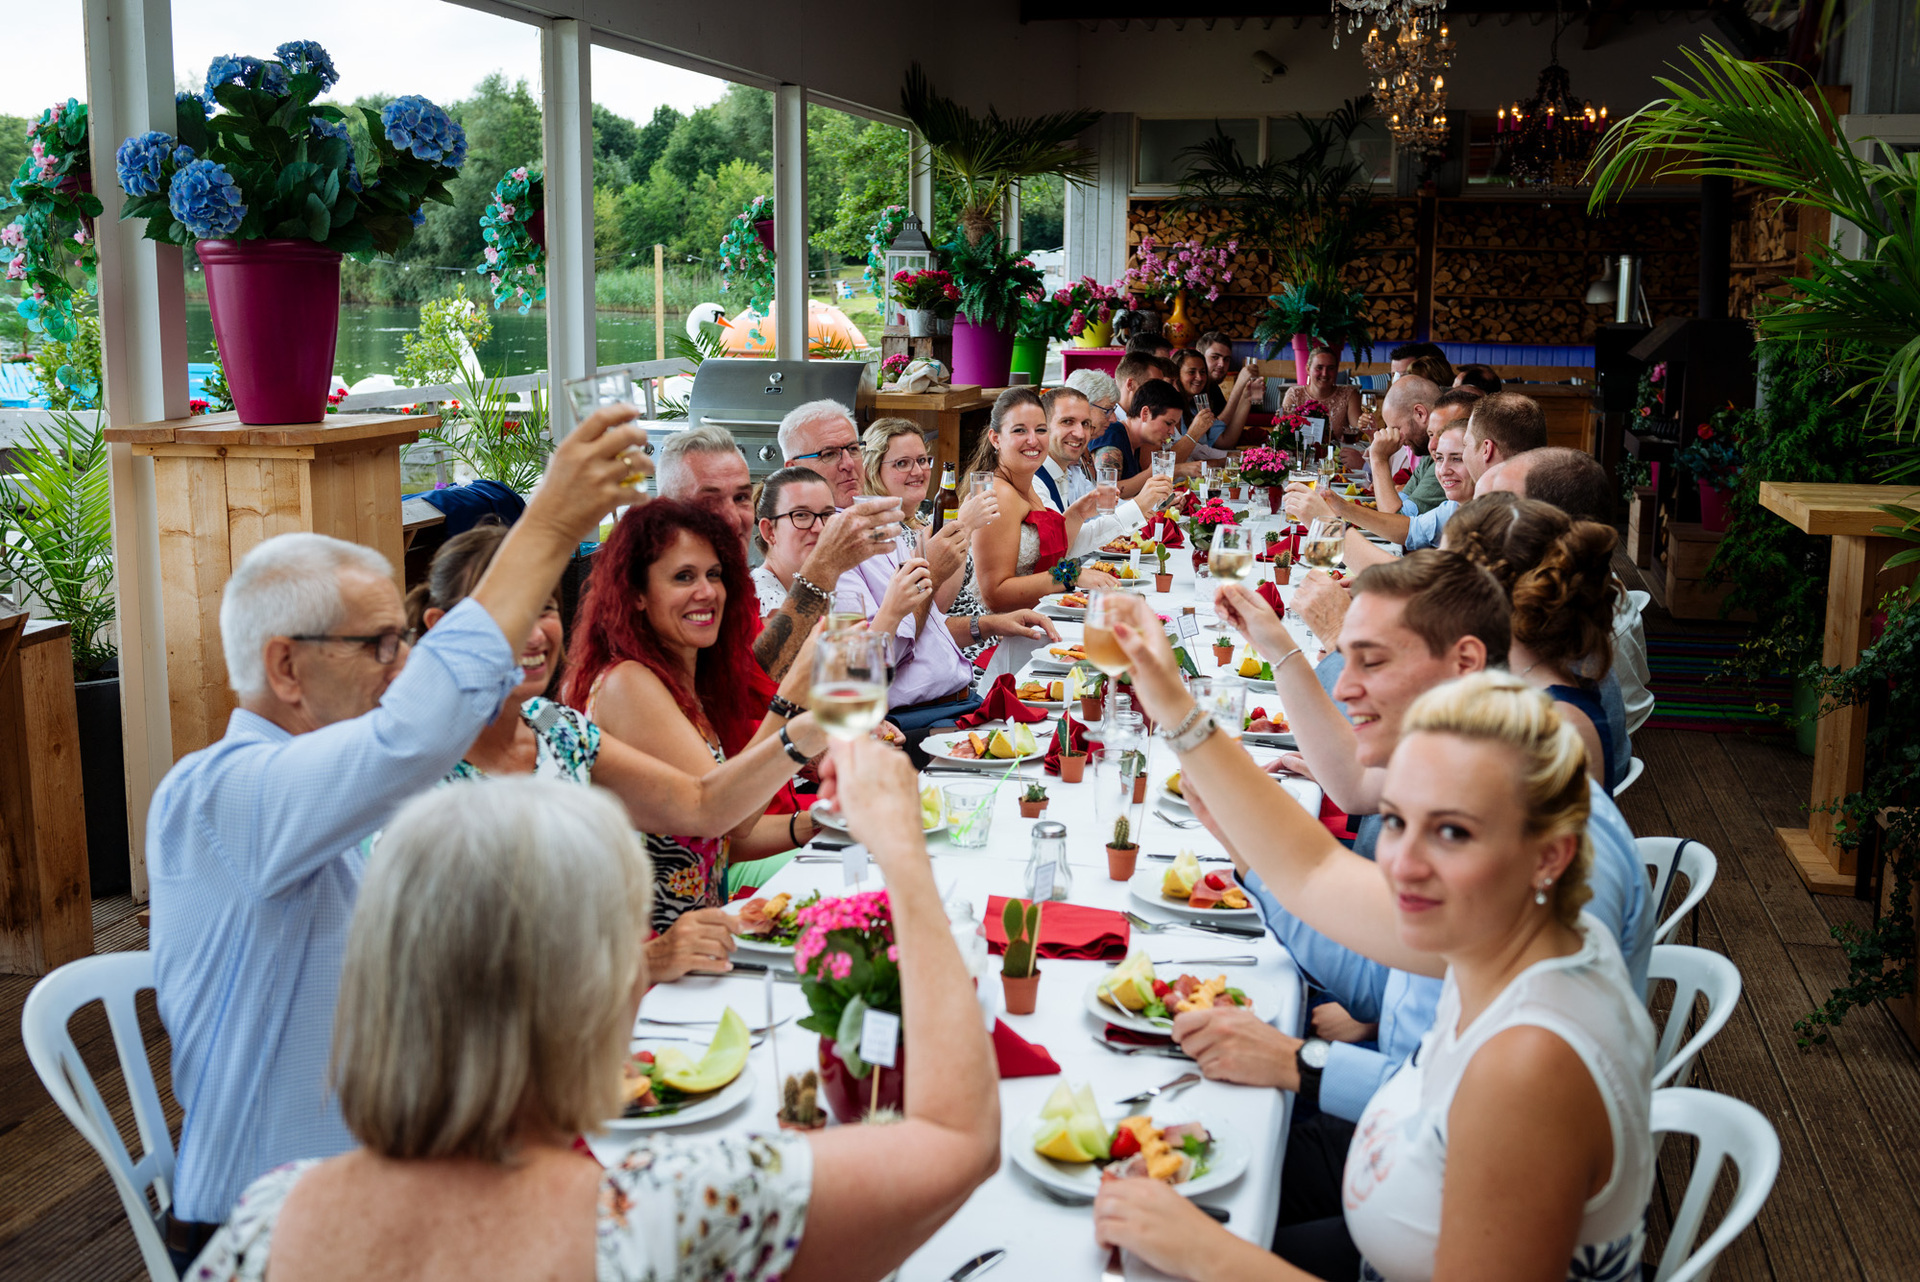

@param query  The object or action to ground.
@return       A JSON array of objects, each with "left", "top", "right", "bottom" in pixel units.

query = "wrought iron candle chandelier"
[
  {"left": 1496, "top": 12, "right": 1610, "bottom": 187},
  {"left": 1362, "top": 20, "right": 1454, "bottom": 154}
]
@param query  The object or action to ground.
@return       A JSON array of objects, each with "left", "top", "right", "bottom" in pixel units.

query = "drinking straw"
[{"left": 950, "top": 755, "right": 1026, "bottom": 845}]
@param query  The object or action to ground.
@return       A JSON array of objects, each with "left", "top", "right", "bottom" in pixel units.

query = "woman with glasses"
[
  {"left": 751, "top": 466, "right": 839, "bottom": 619},
  {"left": 860, "top": 418, "right": 996, "bottom": 613},
  {"left": 404, "top": 521, "right": 830, "bottom": 982}
]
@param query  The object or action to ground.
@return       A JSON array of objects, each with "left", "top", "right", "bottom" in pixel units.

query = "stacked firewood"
[{"left": 1432, "top": 298, "right": 1604, "bottom": 345}]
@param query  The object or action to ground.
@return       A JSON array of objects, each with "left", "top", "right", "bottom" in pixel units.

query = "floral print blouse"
[{"left": 185, "top": 1132, "right": 813, "bottom": 1282}]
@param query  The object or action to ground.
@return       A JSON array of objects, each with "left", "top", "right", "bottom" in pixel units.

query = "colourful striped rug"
[{"left": 1642, "top": 635, "right": 1794, "bottom": 734}]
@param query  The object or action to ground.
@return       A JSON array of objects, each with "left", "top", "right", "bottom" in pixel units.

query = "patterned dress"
[
  {"left": 446, "top": 697, "right": 599, "bottom": 787},
  {"left": 183, "top": 1132, "right": 813, "bottom": 1281}
]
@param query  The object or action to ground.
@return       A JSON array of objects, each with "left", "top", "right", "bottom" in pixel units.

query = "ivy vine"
[{"left": 1, "top": 98, "right": 103, "bottom": 350}]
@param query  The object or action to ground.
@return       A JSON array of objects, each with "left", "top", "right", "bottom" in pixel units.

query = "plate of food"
[
  {"left": 1238, "top": 704, "right": 1294, "bottom": 748},
  {"left": 728, "top": 890, "right": 817, "bottom": 960},
  {"left": 1085, "top": 951, "right": 1279, "bottom": 1035},
  {"left": 1088, "top": 561, "right": 1151, "bottom": 589},
  {"left": 1029, "top": 642, "right": 1086, "bottom": 673},
  {"left": 926, "top": 722, "right": 1046, "bottom": 767},
  {"left": 1010, "top": 1082, "right": 1249, "bottom": 1200},
  {"left": 1037, "top": 592, "right": 1089, "bottom": 620},
  {"left": 1162, "top": 770, "right": 1192, "bottom": 811},
  {"left": 1013, "top": 677, "right": 1070, "bottom": 710},
  {"left": 1129, "top": 853, "right": 1256, "bottom": 919},
  {"left": 604, "top": 1009, "right": 756, "bottom": 1132},
  {"left": 811, "top": 783, "right": 948, "bottom": 840}
]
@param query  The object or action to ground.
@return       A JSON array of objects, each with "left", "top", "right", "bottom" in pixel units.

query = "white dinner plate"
[
  {"left": 730, "top": 934, "right": 801, "bottom": 962},
  {"left": 814, "top": 807, "right": 947, "bottom": 838},
  {"left": 1127, "top": 863, "right": 1259, "bottom": 919},
  {"left": 1008, "top": 1110, "right": 1249, "bottom": 1201},
  {"left": 1160, "top": 780, "right": 1191, "bottom": 811},
  {"left": 1037, "top": 593, "right": 1088, "bottom": 620},
  {"left": 1239, "top": 728, "right": 1298, "bottom": 749},
  {"left": 925, "top": 723, "right": 1048, "bottom": 769},
  {"left": 1083, "top": 968, "right": 1282, "bottom": 1035},
  {"left": 601, "top": 1060, "right": 755, "bottom": 1133}
]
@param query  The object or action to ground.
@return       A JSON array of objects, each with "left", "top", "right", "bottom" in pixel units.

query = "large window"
[
  {"left": 1135, "top": 117, "right": 1259, "bottom": 187},
  {"left": 1267, "top": 116, "right": 1394, "bottom": 185}
]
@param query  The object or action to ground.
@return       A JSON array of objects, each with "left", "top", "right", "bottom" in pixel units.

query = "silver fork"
[
  {"left": 1154, "top": 807, "right": 1201, "bottom": 829},
  {"left": 1116, "top": 1071, "right": 1201, "bottom": 1106},
  {"left": 640, "top": 1014, "right": 791, "bottom": 1032},
  {"left": 1124, "top": 911, "right": 1263, "bottom": 940}
]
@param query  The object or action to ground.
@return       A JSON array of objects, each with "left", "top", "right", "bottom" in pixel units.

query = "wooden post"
[
  {"left": 0, "top": 622, "right": 93, "bottom": 974},
  {"left": 102, "top": 412, "right": 426, "bottom": 762},
  {"left": 1759, "top": 482, "right": 1920, "bottom": 893},
  {"left": 654, "top": 243, "right": 667, "bottom": 361}
]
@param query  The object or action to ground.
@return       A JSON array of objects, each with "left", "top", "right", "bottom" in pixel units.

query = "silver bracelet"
[
  {"left": 1275, "top": 647, "right": 1310, "bottom": 676},
  {"left": 1165, "top": 708, "right": 1217, "bottom": 754},
  {"left": 1158, "top": 701, "right": 1206, "bottom": 747},
  {"left": 791, "top": 573, "right": 829, "bottom": 606}
]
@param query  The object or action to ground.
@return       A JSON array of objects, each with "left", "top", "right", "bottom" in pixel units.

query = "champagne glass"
[
  {"left": 829, "top": 590, "right": 868, "bottom": 633},
  {"left": 1208, "top": 524, "right": 1255, "bottom": 585},
  {"left": 1095, "top": 466, "right": 1120, "bottom": 515},
  {"left": 1082, "top": 590, "right": 1129, "bottom": 679},
  {"left": 1301, "top": 518, "right": 1347, "bottom": 573},
  {"left": 812, "top": 629, "right": 891, "bottom": 741}
]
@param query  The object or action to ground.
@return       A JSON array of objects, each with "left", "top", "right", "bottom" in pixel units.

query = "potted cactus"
[
  {"left": 1056, "top": 712, "right": 1088, "bottom": 782},
  {"left": 1152, "top": 541, "right": 1173, "bottom": 593},
  {"left": 1124, "top": 747, "right": 1149, "bottom": 803},
  {"left": 778, "top": 1070, "right": 827, "bottom": 1131},
  {"left": 1074, "top": 663, "right": 1107, "bottom": 723},
  {"left": 1106, "top": 814, "right": 1140, "bottom": 880},
  {"left": 1213, "top": 634, "right": 1235, "bottom": 667},
  {"left": 1001, "top": 898, "right": 1044, "bottom": 1014},
  {"left": 1019, "top": 781, "right": 1050, "bottom": 818}
]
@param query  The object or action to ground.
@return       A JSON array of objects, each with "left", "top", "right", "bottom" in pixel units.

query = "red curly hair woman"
[{"left": 565, "top": 500, "right": 818, "bottom": 931}]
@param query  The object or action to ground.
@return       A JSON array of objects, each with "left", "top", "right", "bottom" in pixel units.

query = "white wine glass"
[
  {"left": 812, "top": 629, "right": 891, "bottom": 742},
  {"left": 1301, "top": 518, "right": 1347, "bottom": 573},
  {"left": 1208, "top": 524, "right": 1255, "bottom": 585},
  {"left": 1081, "top": 590, "right": 1129, "bottom": 680}
]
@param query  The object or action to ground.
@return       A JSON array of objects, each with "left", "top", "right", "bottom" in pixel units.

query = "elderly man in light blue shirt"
[{"left": 148, "top": 410, "right": 646, "bottom": 1259}]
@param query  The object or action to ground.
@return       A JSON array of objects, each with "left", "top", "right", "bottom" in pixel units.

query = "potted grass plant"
[{"left": 1001, "top": 897, "right": 1044, "bottom": 1014}]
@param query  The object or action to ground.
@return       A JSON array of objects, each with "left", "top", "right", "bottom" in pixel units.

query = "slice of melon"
[
  {"left": 1041, "top": 1082, "right": 1080, "bottom": 1120},
  {"left": 987, "top": 729, "right": 1017, "bottom": 759},
  {"left": 1034, "top": 1117, "right": 1095, "bottom": 1163},
  {"left": 654, "top": 1007, "right": 750, "bottom": 1093}
]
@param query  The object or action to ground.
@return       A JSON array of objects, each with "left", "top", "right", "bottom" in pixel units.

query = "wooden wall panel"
[
  {"left": 154, "top": 455, "right": 233, "bottom": 761},
  {"left": 0, "top": 623, "right": 92, "bottom": 974}
]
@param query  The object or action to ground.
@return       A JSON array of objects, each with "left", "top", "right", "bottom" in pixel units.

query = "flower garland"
[
  {"left": 1121, "top": 234, "right": 1238, "bottom": 307},
  {"left": 2, "top": 99, "right": 102, "bottom": 345},
  {"left": 717, "top": 194, "right": 775, "bottom": 316},
  {"left": 476, "top": 166, "right": 544, "bottom": 314},
  {"left": 863, "top": 203, "right": 907, "bottom": 299}
]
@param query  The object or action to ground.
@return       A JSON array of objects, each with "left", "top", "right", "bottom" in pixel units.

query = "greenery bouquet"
[{"left": 716, "top": 193, "right": 774, "bottom": 314}]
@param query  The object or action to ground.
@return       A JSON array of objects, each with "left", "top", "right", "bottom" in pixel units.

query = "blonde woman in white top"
[{"left": 1087, "top": 624, "right": 1655, "bottom": 1282}]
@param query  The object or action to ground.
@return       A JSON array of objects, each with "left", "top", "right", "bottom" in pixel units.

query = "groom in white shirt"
[{"left": 1036, "top": 386, "right": 1174, "bottom": 557}]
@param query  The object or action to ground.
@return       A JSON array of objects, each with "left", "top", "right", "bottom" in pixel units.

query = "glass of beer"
[
  {"left": 1208, "top": 524, "right": 1255, "bottom": 585},
  {"left": 1082, "top": 590, "right": 1130, "bottom": 678},
  {"left": 1095, "top": 466, "right": 1120, "bottom": 515},
  {"left": 811, "top": 628, "right": 891, "bottom": 741},
  {"left": 1301, "top": 518, "right": 1347, "bottom": 573}
]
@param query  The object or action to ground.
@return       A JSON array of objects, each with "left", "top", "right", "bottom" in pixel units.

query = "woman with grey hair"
[
  {"left": 186, "top": 737, "right": 1001, "bottom": 1281},
  {"left": 1064, "top": 367, "right": 1121, "bottom": 429}
]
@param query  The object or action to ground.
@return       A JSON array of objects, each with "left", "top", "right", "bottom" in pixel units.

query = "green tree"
[
  {"left": 0, "top": 114, "right": 30, "bottom": 197},
  {"left": 593, "top": 102, "right": 640, "bottom": 166},
  {"left": 1021, "top": 172, "right": 1064, "bottom": 250},
  {"left": 683, "top": 159, "right": 773, "bottom": 264},
  {"left": 632, "top": 105, "right": 682, "bottom": 183}
]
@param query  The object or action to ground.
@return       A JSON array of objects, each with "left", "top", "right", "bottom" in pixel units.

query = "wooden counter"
[
  {"left": 100, "top": 411, "right": 426, "bottom": 761},
  {"left": 0, "top": 619, "right": 90, "bottom": 974},
  {"left": 1759, "top": 481, "right": 1920, "bottom": 893},
  {"left": 1518, "top": 383, "right": 1598, "bottom": 454},
  {"left": 867, "top": 385, "right": 996, "bottom": 498}
]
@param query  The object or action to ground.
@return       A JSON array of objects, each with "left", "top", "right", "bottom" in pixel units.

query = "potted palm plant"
[{"left": 0, "top": 410, "right": 127, "bottom": 894}]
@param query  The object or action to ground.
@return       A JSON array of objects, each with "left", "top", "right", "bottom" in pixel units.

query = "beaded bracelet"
[{"left": 1050, "top": 559, "right": 1081, "bottom": 589}]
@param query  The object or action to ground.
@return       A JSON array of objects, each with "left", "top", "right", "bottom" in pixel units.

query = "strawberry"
[
  {"left": 636, "top": 1051, "right": 655, "bottom": 1064},
  {"left": 1109, "top": 1126, "right": 1141, "bottom": 1160},
  {"left": 1249, "top": 706, "right": 1267, "bottom": 721},
  {"left": 1203, "top": 871, "right": 1231, "bottom": 891},
  {"left": 1152, "top": 978, "right": 1172, "bottom": 998}
]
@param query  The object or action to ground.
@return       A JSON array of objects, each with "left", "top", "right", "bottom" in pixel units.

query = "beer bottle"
[{"left": 933, "top": 463, "right": 960, "bottom": 533}]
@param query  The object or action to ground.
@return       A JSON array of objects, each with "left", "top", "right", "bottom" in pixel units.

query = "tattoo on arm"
[
  {"left": 1093, "top": 446, "right": 1125, "bottom": 474},
  {"left": 754, "top": 589, "right": 827, "bottom": 680}
]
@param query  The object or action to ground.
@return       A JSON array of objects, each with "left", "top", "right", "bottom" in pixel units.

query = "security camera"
[{"left": 1252, "top": 51, "right": 1286, "bottom": 82}]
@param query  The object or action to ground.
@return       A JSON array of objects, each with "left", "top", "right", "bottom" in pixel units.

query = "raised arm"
[
  {"left": 788, "top": 736, "right": 1000, "bottom": 1282},
  {"left": 590, "top": 715, "right": 825, "bottom": 835},
  {"left": 1368, "top": 428, "right": 1407, "bottom": 516},
  {"left": 756, "top": 497, "right": 903, "bottom": 678}
]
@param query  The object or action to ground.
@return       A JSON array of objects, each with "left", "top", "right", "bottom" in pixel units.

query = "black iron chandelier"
[{"left": 1495, "top": 13, "right": 1609, "bottom": 188}]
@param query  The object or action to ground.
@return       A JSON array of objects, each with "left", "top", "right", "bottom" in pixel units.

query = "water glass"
[
  {"left": 1151, "top": 450, "right": 1177, "bottom": 479},
  {"left": 969, "top": 471, "right": 997, "bottom": 500},
  {"left": 563, "top": 368, "right": 633, "bottom": 429},
  {"left": 944, "top": 781, "right": 997, "bottom": 849},
  {"left": 1191, "top": 677, "right": 1247, "bottom": 740},
  {"left": 1092, "top": 747, "right": 1147, "bottom": 859},
  {"left": 1095, "top": 466, "right": 1120, "bottom": 515}
]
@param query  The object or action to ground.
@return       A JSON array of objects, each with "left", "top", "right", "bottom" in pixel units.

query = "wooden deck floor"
[{"left": 1, "top": 640, "right": 1914, "bottom": 1277}]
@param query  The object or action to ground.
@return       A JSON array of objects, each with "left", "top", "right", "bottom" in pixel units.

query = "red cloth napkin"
[
  {"left": 1042, "top": 717, "right": 1101, "bottom": 775},
  {"left": 1146, "top": 515, "right": 1184, "bottom": 549},
  {"left": 993, "top": 1019, "right": 1061, "bottom": 1077},
  {"left": 984, "top": 894, "right": 1131, "bottom": 960},
  {"left": 1319, "top": 793, "right": 1358, "bottom": 843},
  {"left": 1101, "top": 1025, "right": 1178, "bottom": 1047},
  {"left": 955, "top": 673, "right": 1052, "bottom": 729},
  {"left": 1256, "top": 579, "right": 1286, "bottom": 617}
]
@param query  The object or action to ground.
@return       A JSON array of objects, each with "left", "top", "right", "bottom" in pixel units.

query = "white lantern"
[{"left": 883, "top": 212, "right": 935, "bottom": 329}]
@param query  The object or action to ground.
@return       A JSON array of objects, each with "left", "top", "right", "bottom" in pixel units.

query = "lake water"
[{"left": 183, "top": 301, "right": 677, "bottom": 385}]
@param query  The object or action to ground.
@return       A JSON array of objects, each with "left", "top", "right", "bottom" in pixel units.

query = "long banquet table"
[{"left": 595, "top": 541, "right": 1326, "bottom": 1281}]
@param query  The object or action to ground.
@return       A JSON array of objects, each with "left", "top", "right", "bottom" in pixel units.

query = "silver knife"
[
  {"left": 946, "top": 1248, "right": 1007, "bottom": 1282},
  {"left": 726, "top": 961, "right": 804, "bottom": 983},
  {"left": 1151, "top": 955, "right": 1260, "bottom": 967}
]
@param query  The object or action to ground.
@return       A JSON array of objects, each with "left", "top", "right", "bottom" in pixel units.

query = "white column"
[
  {"left": 771, "top": 84, "right": 808, "bottom": 360},
  {"left": 909, "top": 129, "right": 935, "bottom": 233},
  {"left": 1003, "top": 184, "right": 1022, "bottom": 252},
  {"left": 541, "top": 16, "right": 596, "bottom": 427},
  {"left": 84, "top": 0, "right": 187, "bottom": 901}
]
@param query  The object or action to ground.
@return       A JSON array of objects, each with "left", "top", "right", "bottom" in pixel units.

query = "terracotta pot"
[
  {"left": 196, "top": 238, "right": 342, "bottom": 425},
  {"left": 777, "top": 1114, "right": 828, "bottom": 1133},
  {"left": 1107, "top": 844, "right": 1139, "bottom": 880},
  {"left": 1059, "top": 753, "right": 1087, "bottom": 783},
  {"left": 818, "top": 1035, "right": 906, "bottom": 1123},
  {"left": 1002, "top": 968, "right": 1042, "bottom": 1015},
  {"left": 1213, "top": 645, "right": 1233, "bottom": 666},
  {"left": 1131, "top": 773, "right": 1148, "bottom": 803},
  {"left": 1080, "top": 695, "right": 1104, "bottom": 722},
  {"left": 1019, "top": 799, "right": 1048, "bottom": 818},
  {"left": 1154, "top": 573, "right": 1173, "bottom": 592}
]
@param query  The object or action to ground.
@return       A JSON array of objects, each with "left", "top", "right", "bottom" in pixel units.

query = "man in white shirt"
[{"left": 1036, "top": 386, "right": 1174, "bottom": 556}]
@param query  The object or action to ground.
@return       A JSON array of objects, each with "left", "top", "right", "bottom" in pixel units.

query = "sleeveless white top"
[{"left": 1343, "top": 914, "right": 1656, "bottom": 1282}]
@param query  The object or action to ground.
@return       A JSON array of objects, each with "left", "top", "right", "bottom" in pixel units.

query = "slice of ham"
[
  {"left": 1187, "top": 881, "right": 1226, "bottom": 910},
  {"left": 1162, "top": 1122, "right": 1210, "bottom": 1146}
]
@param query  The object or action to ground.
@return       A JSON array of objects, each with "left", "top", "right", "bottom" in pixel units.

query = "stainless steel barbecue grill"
[{"left": 685, "top": 358, "right": 868, "bottom": 479}]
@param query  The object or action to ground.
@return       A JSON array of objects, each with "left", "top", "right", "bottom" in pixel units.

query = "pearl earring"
[{"left": 1534, "top": 881, "right": 1551, "bottom": 906}]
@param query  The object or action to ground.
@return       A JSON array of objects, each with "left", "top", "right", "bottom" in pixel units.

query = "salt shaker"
[{"left": 1027, "top": 820, "right": 1072, "bottom": 902}]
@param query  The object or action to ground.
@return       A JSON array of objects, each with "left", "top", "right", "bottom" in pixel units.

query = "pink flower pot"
[
  {"left": 196, "top": 238, "right": 342, "bottom": 425},
  {"left": 1698, "top": 479, "right": 1732, "bottom": 533},
  {"left": 951, "top": 314, "right": 1016, "bottom": 387}
]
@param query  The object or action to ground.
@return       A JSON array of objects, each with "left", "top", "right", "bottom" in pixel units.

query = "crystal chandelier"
[
  {"left": 1363, "top": 21, "right": 1454, "bottom": 154},
  {"left": 1496, "top": 18, "right": 1609, "bottom": 187},
  {"left": 1330, "top": 0, "right": 1447, "bottom": 49}
]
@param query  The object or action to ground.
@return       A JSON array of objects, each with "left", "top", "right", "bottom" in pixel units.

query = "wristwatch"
[
  {"left": 969, "top": 615, "right": 984, "bottom": 644},
  {"left": 1295, "top": 1037, "right": 1331, "bottom": 1106}
]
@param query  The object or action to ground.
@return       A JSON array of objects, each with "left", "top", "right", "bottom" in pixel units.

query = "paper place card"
[
  {"left": 860, "top": 1007, "right": 901, "bottom": 1068},
  {"left": 1177, "top": 612, "right": 1201, "bottom": 640},
  {"left": 842, "top": 844, "right": 870, "bottom": 885}
]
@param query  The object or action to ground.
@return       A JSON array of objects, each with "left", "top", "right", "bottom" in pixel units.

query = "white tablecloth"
[{"left": 597, "top": 542, "right": 1329, "bottom": 1282}]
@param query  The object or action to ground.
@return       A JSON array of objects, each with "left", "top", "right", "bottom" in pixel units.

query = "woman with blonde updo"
[
  {"left": 1081, "top": 614, "right": 1657, "bottom": 1282},
  {"left": 859, "top": 417, "right": 996, "bottom": 612},
  {"left": 1442, "top": 493, "right": 1626, "bottom": 790}
]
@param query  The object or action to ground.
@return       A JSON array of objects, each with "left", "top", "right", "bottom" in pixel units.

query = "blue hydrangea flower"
[
  {"left": 344, "top": 162, "right": 363, "bottom": 194},
  {"left": 169, "top": 159, "right": 247, "bottom": 239},
  {"left": 204, "top": 55, "right": 263, "bottom": 98},
  {"left": 115, "top": 131, "right": 179, "bottom": 198},
  {"left": 259, "top": 62, "right": 290, "bottom": 97},
  {"left": 174, "top": 145, "right": 196, "bottom": 166},
  {"left": 176, "top": 90, "right": 212, "bottom": 118},
  {"left": 274, "top": 41, "right": 339, "bottom": 91},
  {"left": 380, "top": 95, "right": 467, "bottom": 168},
  {"left": 410, "top": 207, "right": 427, "bottom": 228},
  {"left": 309, "top": 116, "right": 351, "bottom": 144}
]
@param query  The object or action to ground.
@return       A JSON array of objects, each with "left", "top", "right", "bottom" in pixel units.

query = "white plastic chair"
[
  {"left": 1614, "top": 755, "right": 1646, "bottom": 797},
  {"left": 1638, "top": 836, "right": 1719, "bottom": 947},
  {"left": 21, "top": 950, "right": 179, "bottom": 1282},
  {"left": 1628, "top": 588, "right": 1652, "bottom": 616},
  {"left": 1649, "top": 1087, "right": 1781, "bottom": 1282},
  {"left": 1647, "top": 945, "right": 1742, "bottom": 1089}
]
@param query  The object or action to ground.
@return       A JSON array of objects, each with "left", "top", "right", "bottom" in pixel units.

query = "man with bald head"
[{"left": 1363, "top": 376, "right": 1444, "bottom": 516}]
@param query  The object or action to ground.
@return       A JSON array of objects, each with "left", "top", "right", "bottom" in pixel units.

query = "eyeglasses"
[
  {"left": 770, "top": 508, "right": 839, "bottom": 531},
  {"left": 291, "top": 631, "right": 407, "bottom": 664},
  {"left": 791, "top": 443, "right": 858, "bottom": 466},
  {"left": 885, "top": 454, "right": 932, "bottom": 473}
]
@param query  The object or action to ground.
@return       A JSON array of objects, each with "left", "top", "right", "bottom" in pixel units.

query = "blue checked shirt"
[{"left": 149, "top": 598, "right": 518, "bottom": 1222}]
